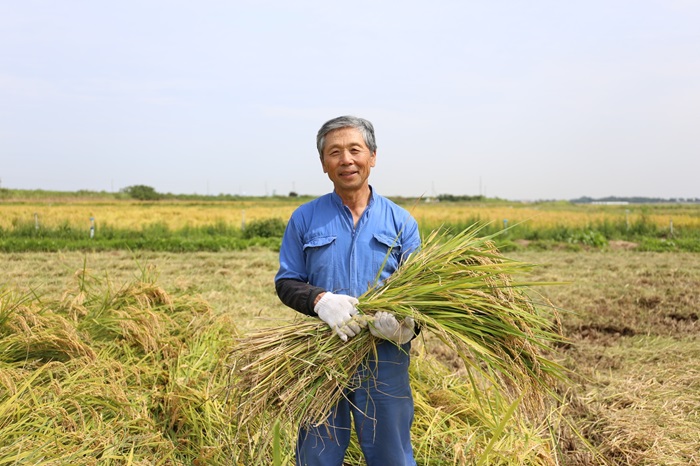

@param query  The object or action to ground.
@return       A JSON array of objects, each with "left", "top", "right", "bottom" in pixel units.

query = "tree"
[{"left": 122, "top": 185, "right": 161, "bottom": 201}]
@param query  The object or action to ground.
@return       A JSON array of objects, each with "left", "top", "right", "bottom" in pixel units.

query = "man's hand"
[
  {"left": 314, "top": 292, "right": 364, "bottom": 342},
  {"left": 369, "top": 311, "right": 415, "bottom": 345}
]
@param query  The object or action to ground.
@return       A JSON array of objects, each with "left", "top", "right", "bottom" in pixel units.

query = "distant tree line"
[
  {"left": 436, "top": 194, "right": 486, "bottom": 202},
  {"left": 571, "top": 196, "right": 700, "bottom": 204}
]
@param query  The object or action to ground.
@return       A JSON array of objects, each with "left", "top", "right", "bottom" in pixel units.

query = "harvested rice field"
[{"left": 2, "top": 247, "right": 699, "bottom": 465}]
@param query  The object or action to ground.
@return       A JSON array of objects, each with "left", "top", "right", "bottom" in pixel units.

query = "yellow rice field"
[
  {"left": 1, "top": 198, "right": 699, "bottom": 231},
  {"left": 0, "top": 200, "right": 297, "bottom": 230},
  {"left": 410, "top": 202, "right": 700, "bottom": 231}
]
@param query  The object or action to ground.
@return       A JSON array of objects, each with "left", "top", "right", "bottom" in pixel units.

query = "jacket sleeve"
[{"left": 275, "top": 278, "right": 325, "bottom": 317}]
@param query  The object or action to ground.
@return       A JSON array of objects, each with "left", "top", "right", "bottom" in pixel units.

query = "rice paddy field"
[
  {"left": 1, "top": 194, "right": 699, "bottom": 464},
  {"left": 2, "top": 196, "right": 699, "bottom": 234}
]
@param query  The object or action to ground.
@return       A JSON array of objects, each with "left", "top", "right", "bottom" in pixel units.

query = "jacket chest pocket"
[
  {"left": 303, "top": 235, "right": 337, "bottom": 282},
  {"left": 372, "top": 233, "right": 401, "bottom": 283}
]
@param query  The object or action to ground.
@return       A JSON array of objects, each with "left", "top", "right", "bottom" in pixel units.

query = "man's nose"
[{"left": 339, "top": 150, "right": 353, "bottom": 164}]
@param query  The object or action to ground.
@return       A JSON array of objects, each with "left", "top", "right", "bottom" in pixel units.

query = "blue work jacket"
[{"left": 275, "top": 189, "right": 421, "bottom": 298}]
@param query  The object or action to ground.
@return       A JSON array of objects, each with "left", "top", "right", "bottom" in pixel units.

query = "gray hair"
[{"left": 316, "top": 115, "right": 377, "bottom": 159}]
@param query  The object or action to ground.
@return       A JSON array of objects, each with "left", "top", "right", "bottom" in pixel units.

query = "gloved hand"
[
  {"left": 369, "top": 311, "right": 415, "bottom": 345},
  {"left": 314, "top": 292, "right": 363, "bottom": 342}
]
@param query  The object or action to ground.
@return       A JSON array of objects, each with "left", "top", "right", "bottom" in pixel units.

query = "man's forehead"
[
  {"left": 325, "top": 127, "right": 365, "bottom": 144},
  {"left": 327, "top": 126, "right": 361, "bottom": 137}
]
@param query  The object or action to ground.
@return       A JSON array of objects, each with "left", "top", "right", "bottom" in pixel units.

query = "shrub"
[{"left": 242, "top": 218, "right": 286, "bottom": 239}]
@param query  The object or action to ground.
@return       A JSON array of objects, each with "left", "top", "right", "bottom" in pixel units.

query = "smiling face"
[{"left": 321, "top": 127, "right": 376, "bottom": 197}]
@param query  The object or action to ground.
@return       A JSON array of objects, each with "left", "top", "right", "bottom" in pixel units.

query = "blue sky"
[{"left": 2, "top": 0, "right": 699, "bottom": 200}]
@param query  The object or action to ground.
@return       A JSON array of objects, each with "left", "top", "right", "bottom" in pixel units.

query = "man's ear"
[{"left": 370, "top": 151, "right": 377, "bottom": 167}]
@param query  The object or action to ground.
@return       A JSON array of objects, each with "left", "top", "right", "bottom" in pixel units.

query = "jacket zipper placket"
[{"left": 347, "top": 205, "right": 370, "bottom": 297}]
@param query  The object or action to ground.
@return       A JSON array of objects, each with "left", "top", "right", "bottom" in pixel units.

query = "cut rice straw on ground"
[{"left": 227, "top": 224, "right": 567, "bottom": 431}]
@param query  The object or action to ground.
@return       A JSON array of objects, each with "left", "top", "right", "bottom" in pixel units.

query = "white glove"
[
  {"left": 370, "top": 311, "right": 415, "bottom": 345},
  {"left": 314, "top": 292, "right": 363, "bottom": 342}
]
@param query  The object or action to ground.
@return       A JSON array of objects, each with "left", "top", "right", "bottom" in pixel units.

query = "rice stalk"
[{"left": 0, "top": 266, "right": 232, "bottom": 465}]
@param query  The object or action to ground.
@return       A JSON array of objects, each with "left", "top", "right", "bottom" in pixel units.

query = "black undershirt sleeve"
[{"left": 275, "top": 278, "right": 325, "bottom": 317}]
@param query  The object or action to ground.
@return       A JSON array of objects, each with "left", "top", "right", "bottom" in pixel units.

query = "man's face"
[{"left": 321, "top": 127, "right": 376, "bottom": 194}]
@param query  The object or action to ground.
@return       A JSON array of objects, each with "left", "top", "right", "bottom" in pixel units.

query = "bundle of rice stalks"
[
  {"left": 359, "top": 227, "right": 566, "bottom": 408},
  {"left": 228, "top": 224, "right": 567, "bottom": 434}
]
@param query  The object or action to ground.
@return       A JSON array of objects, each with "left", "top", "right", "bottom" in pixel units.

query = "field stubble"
[
  {"left": 516, "top": 250, "right": 700, "bottom": 465},
  {"left": 2, "top": 248, "right": 699, "bottom": 464}
]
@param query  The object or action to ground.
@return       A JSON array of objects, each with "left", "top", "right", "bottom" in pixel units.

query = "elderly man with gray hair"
[{"left": 275, "top": 115, "right": 420, "bottom": 466}]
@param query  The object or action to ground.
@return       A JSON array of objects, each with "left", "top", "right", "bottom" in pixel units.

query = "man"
[{"left": 275, "top": 116, "right": 421, "bottom": 466}]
